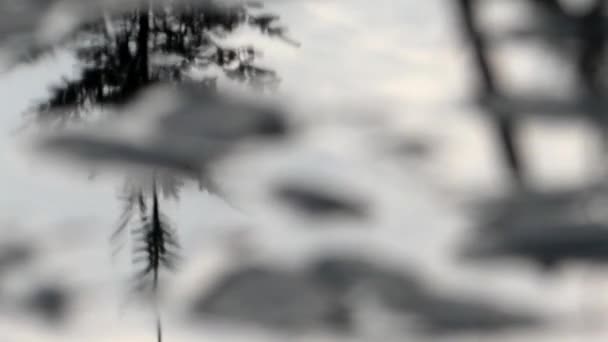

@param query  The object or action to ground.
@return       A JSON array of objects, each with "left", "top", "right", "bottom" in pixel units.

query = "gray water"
[{"left": 1, "top": 0, "right": 608, "bottom": 340}]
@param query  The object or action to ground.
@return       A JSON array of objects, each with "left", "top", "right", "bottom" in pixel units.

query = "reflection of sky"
[{"left": 1, "top": 0, "right": 608, "bottom": 340}]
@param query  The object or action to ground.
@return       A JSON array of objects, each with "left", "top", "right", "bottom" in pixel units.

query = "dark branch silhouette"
[{"left": 455, "top": 0, "right": 525, "bottom": 188}]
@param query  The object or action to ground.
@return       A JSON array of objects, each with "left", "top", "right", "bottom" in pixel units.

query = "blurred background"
[{"left": 2, "top": 0, "right": 608, "bottom": 341}]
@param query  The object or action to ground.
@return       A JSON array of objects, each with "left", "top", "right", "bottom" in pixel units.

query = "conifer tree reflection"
[
  {"left": 34, "top": 3, "right": 294, "bottom": 341},
  {"left": 39, "top": 2, "right": 292, "bottom": 120}
]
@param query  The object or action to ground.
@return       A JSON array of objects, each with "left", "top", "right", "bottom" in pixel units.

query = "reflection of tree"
[
  {"left": 39, "top": 2, "right": 295, "bottom": 121},
  {"left": 112, "top": 173, "right": 180, "bottom": 342},
  {"left": 33, "top": 3, "right": 294, "bottom": 341}
]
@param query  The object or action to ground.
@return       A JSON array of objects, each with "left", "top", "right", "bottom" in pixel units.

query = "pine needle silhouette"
[
  {"left": 112, "top": 174, "right": 180, "bottom": 342},
  {"left": 131, "top": 178, "right": 180, "bottom": 291}
]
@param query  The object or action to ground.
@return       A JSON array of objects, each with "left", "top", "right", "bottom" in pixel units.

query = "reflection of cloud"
[{"left": 303, "top": 2, "right": 359, "bottom": 28}]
